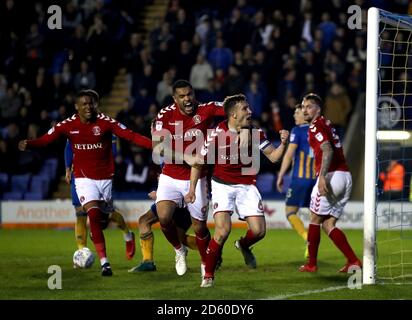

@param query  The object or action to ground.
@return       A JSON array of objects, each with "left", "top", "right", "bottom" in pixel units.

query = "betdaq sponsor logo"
[{"left": 73, "top": 143, "right": 103, "bottom": 150}]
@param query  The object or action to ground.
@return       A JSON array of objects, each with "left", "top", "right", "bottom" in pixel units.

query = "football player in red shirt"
[
  {"left": 185, "top": 94, "right": 289, "bottom": 287},
  {"left": 299, "top": 93, "right": 361, "bottom": 273},
  {"left": 152, "top": 80, "right": 227, "bottom": 277},
  {"left": 18, "top": 90, "right": 152, "bottom": 276}
]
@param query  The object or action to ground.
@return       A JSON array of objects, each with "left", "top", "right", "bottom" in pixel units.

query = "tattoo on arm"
[{"left": 320, "top": 141, "right": 333, "bottom": 177}]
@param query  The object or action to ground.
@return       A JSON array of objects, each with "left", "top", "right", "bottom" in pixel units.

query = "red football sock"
[
  {"left": 239, "top": 229, "right": 262, "bottom": 248},
  {"left": 160, "top": 221, "right": 181, "bottom": 249},
  {"left": 87, "top": 207, "right": 106, "bottom": 259},
  {"left": 204, "top": 238, "right": 222, "bottom": 278},
  {"left": 328, "top": 227, "right": 359, "bottom": 263},
  {"left": 195, "top": 230, "right": 211, "bottom": 264},
  {"left": 307, "top": 223, "right": 321, "bottom": 266}
]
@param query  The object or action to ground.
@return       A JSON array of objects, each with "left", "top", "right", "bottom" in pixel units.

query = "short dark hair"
[
  {"left": 223, "top": 94, "right": 247, "bottom": 116},
  {"left": 76, "top": 90, "right": 94, "bottom": 103},
  {"left": 84, "top": 89, "right": 100, "bottom": 105},
  {"left": 172, "top": 80, "right": 192, "bottom": 94},
  {"left": 303, "top": 93, "right": 323, "bottom": 109}
]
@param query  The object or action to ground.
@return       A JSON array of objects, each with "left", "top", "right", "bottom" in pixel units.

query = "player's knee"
[
  {"left": 75, "top": 210, "right": 87, "bottom": 217},
  {"left": 249, "top": 225, "right": 265, "bottom": 240},
  {"left": 215, "top": 225, "right": 231, "bottom": 241},
  {"left": 322, "top": 221, "right": 335, "bottom": 234},
  {"left": 255, "top": 229, "right": 266, "bottom": 240},
  {"left": 191, "top": 219, "right": 208, "bottom": 234},
  {"left": 140, "top": 231, "right": 153, "bottom": 240}
]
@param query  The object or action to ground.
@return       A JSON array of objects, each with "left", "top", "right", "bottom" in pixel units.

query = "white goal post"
[
  {"left": 363, "top": 6, "right": 379, "bottom": 285},
  {"left": 364, "top": 7, "right": 412, "bottom": 285}
]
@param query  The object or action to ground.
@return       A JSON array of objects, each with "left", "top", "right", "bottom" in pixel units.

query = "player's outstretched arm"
[
  {"left": 110, "top": 119, "right": 152, "bottom": 149},
  {"left": 263, "top": 130, "right": 289, "bottom": 163}
]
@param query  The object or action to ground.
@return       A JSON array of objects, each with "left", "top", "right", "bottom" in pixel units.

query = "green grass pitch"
[{"left": 0, "top": 228, "right": 411, "bottom": 300}]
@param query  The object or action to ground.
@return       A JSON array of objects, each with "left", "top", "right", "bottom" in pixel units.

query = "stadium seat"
[
  {"left": 30, "top": 174, "right": 50, "bottom": 196},
  {"left": 0, "top": 172, "right": 8, "bottom": 193},
  {"left": 24, "top": 191, "right": 44, "bottom": 200},
  {"left": 40, "top": 158, "right": 59, "bottom": 180},
  {"left": 256, "top": 173, "right": 275, "bottom": 194},
  {"left": 2, "top": 191, "right": 23, "bottom": 200},
  {"left": 10, "top": 174, "right": 31, "bottom": 193}
]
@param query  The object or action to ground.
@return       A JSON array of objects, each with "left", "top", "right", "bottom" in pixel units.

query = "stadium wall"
[{"left": 2, "top": 200, "right": 407, "bottom": 230}]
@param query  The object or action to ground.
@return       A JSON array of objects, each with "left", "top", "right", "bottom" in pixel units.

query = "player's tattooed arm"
[
  {"left": 319, "top": 141, "right": 333, "bottom": 177},
  {"left": 318, "top": 141, "right": 333, "bottom": 196}
]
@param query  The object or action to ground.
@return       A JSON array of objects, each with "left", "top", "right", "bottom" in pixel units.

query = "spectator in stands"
[
  {"left": 379, "top": 160, "right": 405, "bottom": 201},
  {"left": 0, "top": 86, "right": 22, "bottom": 125},
  {"left": 323, "top": 82, "right": 352, "bottom": 140},
  {"left": 222, "top": 65, "right": 245, "bottom": 96},
  {"left": 74, "top": 61, "right": 96, "bottom": 92},
  {"left": 208, "top": 37, "right": 234, "bottom": 73},
  {"left": 190, "top": 54, "right": 214, "bottom": 92}
]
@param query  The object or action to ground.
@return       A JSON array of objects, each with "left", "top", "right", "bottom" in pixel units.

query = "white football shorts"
[
  {"left": 75, "top": 177, "right": 113, "bottom": 211},
  {"left": 156, "top": 173, "right": 209, "bottom": 221},
  {"left": 310, "top": 171, "right": 352, "bottom": 219},
  {"left": 211, "top": 180, "right": 264, "bottom": 220}
]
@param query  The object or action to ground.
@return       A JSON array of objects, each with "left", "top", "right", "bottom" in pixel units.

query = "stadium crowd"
[{"left": 0, "top": 0, "right": 410, "bottom": 199}]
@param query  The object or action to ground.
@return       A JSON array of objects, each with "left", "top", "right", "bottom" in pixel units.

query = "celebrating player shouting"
[
  {"left": 18, "top": 90, "right": 152, "bottom": 276},
  {"left": 152, "top": 80, "right": 226, "bottom": 276},
  {"left": 185, "top": 94, "right": 289, "bottom": 287}
]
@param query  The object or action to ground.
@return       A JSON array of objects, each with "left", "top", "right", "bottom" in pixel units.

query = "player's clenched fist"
[{"left": 279, "top": 130, "right": 289, "bottom": 145}]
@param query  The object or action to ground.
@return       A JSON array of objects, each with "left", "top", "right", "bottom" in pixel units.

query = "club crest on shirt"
[
  {"left": 80, "top": 196, "right": 85, "bottom": 203},
  {"left": 92, "top": 126, "right": 101, "bottom": 136},
  {"left": 193, "top": 115, "right": 201, "bottom": 125},
  {"left": 156, "top": 121, "right": 163, "bottom": 131},
  {"left": 315, "top": 132, "right": 323, "bottom": 142},
  {"left": 213, "top": 202, "right": 218, "bottom": 209}
]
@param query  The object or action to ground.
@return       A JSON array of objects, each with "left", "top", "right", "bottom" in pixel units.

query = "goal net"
[{"left": 364, "top": 8, "right": 412, "bottom": 284}]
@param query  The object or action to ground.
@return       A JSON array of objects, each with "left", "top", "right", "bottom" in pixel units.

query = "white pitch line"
[{"left": 263, "top": 285, "right": 348, "bottom": 300}]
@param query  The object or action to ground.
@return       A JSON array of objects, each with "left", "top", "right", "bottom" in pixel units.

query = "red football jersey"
[
  {"left": 202, "top": 120, "right": 271, "bottom": 185},
  {"left": 153, "top": 101, "right": 225, "bottom": 180},
  {"left": 308, "top": 116, "right": 349, "bottom": 175},
  {"left": 26, "top": 113, "right": 152, "bottom": 179}
]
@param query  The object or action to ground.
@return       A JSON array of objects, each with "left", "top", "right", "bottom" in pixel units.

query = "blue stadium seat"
[
  {"left": 10, "top": 174, "right": 31, "bottom": 193},
  {"left": 30, "top": 174, "right": 50, "bottom": 196},
  {"left": 0, "top": 172, "right": 8, "bottom": 193},
  {"left": 24, "top": 191, "right": 44, "bottom": 200},
  {"left": 40, "top": 158, "right": 59, "bottom": 180},
  {"left": 2, "top": 191, "right": 23, "bottom": 200},
  {"left": 256, "top": 173, "right": 275, "bottom": 194}
]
